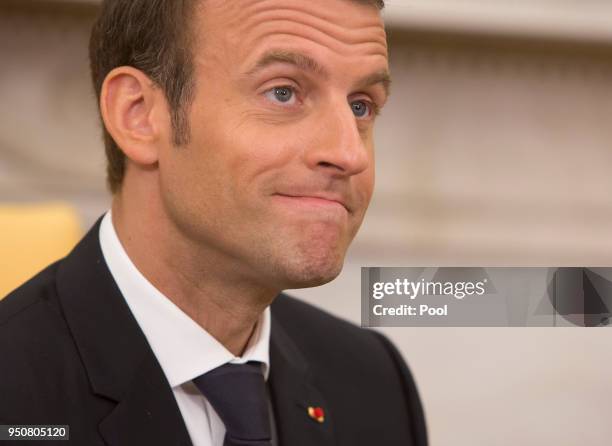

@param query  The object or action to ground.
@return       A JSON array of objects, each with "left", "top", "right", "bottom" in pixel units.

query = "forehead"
[{"left": 194, "top": 0, "right": 388, "bottom": 68}]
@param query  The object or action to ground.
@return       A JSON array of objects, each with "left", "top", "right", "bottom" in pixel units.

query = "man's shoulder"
[
  {"left": 0, "top": 260, "right": 63, "bottom": 329},
  {"left": 0, "top": 260, "right": 92, "bottom": 422},
  {"left": 272, "top": 294, "right": 428, "bottom": 445},
  {"left": 271, "top": 293, "right": 374, "bottom": 341},
  {"left": 0, "top": 216, "right": 106, "bottom": 342},
  {"left": 271, "top": 293, "right": 401, "bottom": 371},
  {"left": 0, "top": 259, "right": 77, "bottom": 367}
]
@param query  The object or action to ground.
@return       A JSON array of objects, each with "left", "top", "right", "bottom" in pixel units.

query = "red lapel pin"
[{"left": 307, "top": 406, "right": 325, "bottom": 423}]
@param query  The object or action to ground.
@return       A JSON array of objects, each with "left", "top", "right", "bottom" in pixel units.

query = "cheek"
[
  {"left": 158, "top": 147, "right": 209, "bottom": 217},
  {"left": 225, "top": 125, "right": 300, "bottom": 182},
  {"left": 357, "top": 156, "right": 375, "bottom": 204}
]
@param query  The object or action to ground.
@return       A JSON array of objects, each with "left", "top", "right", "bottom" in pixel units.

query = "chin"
[
  {"left": 276, "top": 244, "right": 347, "bottom": 289},
  {"left": 284, "top": 263, "right": 343, "bottom": 289},
  {"left": 261, "top": 223, "right": 355, "bottom": 289}
]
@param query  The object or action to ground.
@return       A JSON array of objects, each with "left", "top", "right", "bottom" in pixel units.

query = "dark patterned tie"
[{"left": 193, "top": 361, "right": 272, "bottom": 446}]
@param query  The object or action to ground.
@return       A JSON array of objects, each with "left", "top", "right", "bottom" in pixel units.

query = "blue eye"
[
  {"left": 351, "top": 100, "right": 371, "bottom": 118},
  {"left": 265, "top": 86, "right": 296, "bottom": 105}
]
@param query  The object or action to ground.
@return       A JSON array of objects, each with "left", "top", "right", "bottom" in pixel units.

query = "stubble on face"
[{"left": 159, "top": 0, "right": 388, "bottom": 291}]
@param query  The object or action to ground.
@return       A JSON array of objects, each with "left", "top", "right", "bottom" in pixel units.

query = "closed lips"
[{"left": 274, "top": 194, "right": 350, "bottom": 213}]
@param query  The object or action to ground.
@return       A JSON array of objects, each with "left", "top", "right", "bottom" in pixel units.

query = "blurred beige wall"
[
  {"left": 0, "top": 1, "right": 107, "bottom": 223},
  {"left": 1, "top": 1, "right": 611, "bottom": 445}
]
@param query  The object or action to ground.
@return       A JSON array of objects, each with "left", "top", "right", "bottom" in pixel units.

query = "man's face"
[{"left": 158, "top": 0, "right": 389, "bottom": 290}]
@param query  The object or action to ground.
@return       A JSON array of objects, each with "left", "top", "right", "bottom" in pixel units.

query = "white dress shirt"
[{"left": 98, "top": 211, "right": 271, "bottom": 446}]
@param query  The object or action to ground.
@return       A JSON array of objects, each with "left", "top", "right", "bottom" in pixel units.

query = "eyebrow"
[
  {"left": 356, "top": 69, "right": 391, "bottom": 100},
  {"left": 245, "top": 49, "right": 391, "bottom": 99}
]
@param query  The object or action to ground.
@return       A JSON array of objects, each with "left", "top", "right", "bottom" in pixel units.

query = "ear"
[{"left": 100, "top": 66, "right": 169, "bottom": 166}]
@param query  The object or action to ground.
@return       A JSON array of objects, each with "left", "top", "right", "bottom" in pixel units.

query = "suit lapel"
[
  {"left": 268, "top": 309, "right": 335, "bottom": 446},
  {"left": 56, "top": 219, "right": 192, "bottom": 446},
  {"left": 98, "top": 352, "right": 192, "bottom": 446}
]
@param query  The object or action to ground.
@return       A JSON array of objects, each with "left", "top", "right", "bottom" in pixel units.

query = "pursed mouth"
[{"left": 273, "top": 194, "right": 351, "bottom": 213}]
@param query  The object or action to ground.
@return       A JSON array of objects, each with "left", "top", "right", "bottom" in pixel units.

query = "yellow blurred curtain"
[{"left": 0, "top": 203, "right": 82, "bottom": 298}]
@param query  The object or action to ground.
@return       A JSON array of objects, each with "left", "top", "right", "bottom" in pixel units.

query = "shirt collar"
[{"left": 98, "top": 211, "right": 271, "bottom": 387}]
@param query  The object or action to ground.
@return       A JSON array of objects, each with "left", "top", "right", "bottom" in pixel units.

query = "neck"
[{"left": 111, "top": 179, "right": 278, "bottom": 356}]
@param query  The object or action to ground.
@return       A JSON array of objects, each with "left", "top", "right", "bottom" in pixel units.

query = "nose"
[{"left": 303, "top": 98, "right": 371, "bottom": 177}]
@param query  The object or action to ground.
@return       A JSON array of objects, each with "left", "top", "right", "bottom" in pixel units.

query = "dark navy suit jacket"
[{"left": 0, "top": 220, "right": 427, "bottom": 445}]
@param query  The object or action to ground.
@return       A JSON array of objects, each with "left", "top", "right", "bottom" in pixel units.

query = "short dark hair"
[{"left": 89, "top": 0, "right": 385, "bottom": 194}]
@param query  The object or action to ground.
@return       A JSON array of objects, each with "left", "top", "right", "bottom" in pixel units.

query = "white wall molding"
[{"left": 384, "top": 1, "right": 612, "bottom": 44}]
